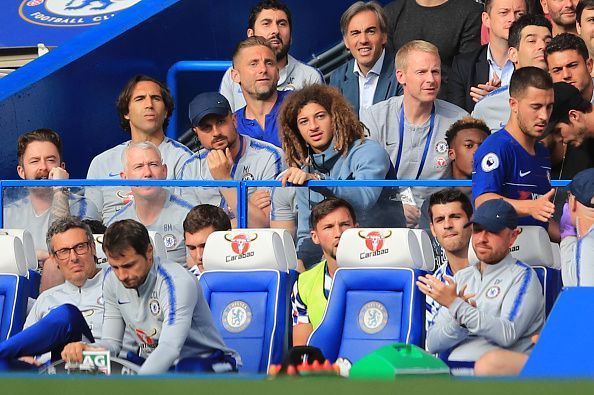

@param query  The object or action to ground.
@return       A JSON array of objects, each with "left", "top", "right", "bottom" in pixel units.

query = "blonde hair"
[{"left": 395, "top": 40, "right": 439, "bottom": 71}]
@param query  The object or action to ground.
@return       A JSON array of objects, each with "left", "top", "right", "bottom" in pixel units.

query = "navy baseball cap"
[
  {"left": 569, "top": 168, "right": 594, "bottom": 208},
  {"left": 465, "top": 199, "right": 518, "bottom": 232},
  {"left": 546, "top": 82, "right": 592, "bottom": 136},
  {"left": 188, "top": 92, "right": 231, "bottom": 127}
]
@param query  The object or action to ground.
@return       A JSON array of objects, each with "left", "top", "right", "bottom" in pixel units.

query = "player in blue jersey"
[{"left": 472, "top": 67, "right": 557, "bottom": 238}]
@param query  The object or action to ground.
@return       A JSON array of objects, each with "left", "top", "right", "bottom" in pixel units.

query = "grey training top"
[
  {"left": 471, "top": 85, "right": 510, "bottom": 132},
  {"left": 560, "top": 224, "right": 594, "bottom": 286},
  {"left": 86, "top": 137, "right": 192, "bottom": 222},
  {"left": 426, "top": 254, "right": 544, "bottom": 362},
  {"left": 219, "top": 54, "right": 323, "bottom": 111},
  {"left": 98, "top": 257, "right": 238, "bottom": 375}
]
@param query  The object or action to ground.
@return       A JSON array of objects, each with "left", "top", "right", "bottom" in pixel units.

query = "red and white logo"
[
  {"left": 358, "top": 230, "right": 392, "bottom": 252},
  {"left": 225, "top": 233, "right": 258, "bottom": 255}
]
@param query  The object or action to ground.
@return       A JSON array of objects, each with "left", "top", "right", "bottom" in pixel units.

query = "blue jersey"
[
  {"left": 472, "top": 129, "right": 551, "bottom": 228},
  {"left": 234, "top": 90, "right": 290, "bottom": 147}
]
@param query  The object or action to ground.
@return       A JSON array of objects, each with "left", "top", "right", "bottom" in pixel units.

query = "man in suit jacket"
[
  {"left": 448, "top": 0, "right": 527, "bottom": 112},
  {"left": 330, "top": 1, "right": 402, "bottom": 117}
]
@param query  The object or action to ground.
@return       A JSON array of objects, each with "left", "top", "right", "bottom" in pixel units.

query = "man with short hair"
[
  {"left": 577, "top": 0, "right": 594, "bottom": 75},
  {"left": 86, "top": 75, "right": 192, "bottom": 222},
  {"left": 361, "top": 40, "right": 468, "bottom": 228},
  {"left": 183, "top": 204, "right": 232, "bottom": 276},
  {"left": 106, "top": 141, "right": 193, "bottom": 264},
  {"left": 419, "top": 199, "right": 544, "bottom": 367},
  {"left": 291, "top": 198, "right": 357, "bottom": 346},
  {"left": 448, "top": 0, "right": 527, "bottom": 111},
  {"left": 330, "top": 1, "right": 402, "bottom": 117},
  {"left": 473, "top": 67, "right": 556, "bottom": 232},
  {"left": 472, "top": 14, "right": 553, "bottom": 131},
  {"left": 541, "top": 0, "right": 579, "bottom": 36},
  {"left": 180, "top": 92, "right": 284, "bottom": 228},
  {"left": 548, "top": 81, "right": 594, "bottom": 146},
  {"left": 219, "top": 0, "right": 322, "bottom": 112},
  {"left": 61, "top": 219, "right": 239, "bottom": 375}
]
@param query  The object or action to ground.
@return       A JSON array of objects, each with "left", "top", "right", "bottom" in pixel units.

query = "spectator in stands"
[
  {"left": 180, "top": 92, "right": 284, "bottom": 228},
  {"left": 106, "top": 141, "right": 193, "bottom": 264},
  {"left": 330, "top": 1, "right": 402, "bottom": 117},
  {"left": 419, "top": 199, "right": 544, "bottom": 369},
  {"left": 384, "top": 0, "right": 483, "bottom": 98},
  {"left": 183, "top": 204, "right": 232, "bottom": 276},
  {"left": 541, "top": 0, "right": 578, "bottom": 36},
  {"left": 86, "top": 75, "right": 192, "bottom": 222},
  {"left": 4, "top": 129, "right": 97, "bottom": 264},
  {"left": 548, "top": 81, "right": 594, "bottom": 146},
  {"left": 291, "top": 197, "right": 357, "bottom": 345},
  {"left": 472, "top": 14, "right": 552, "bottom": 131},
  {"left": 559, "top": 168, "right": 594, "bottom": 286},
  {"left": 62, "top": 219, "right": 239, "bottom": 375},
  {"left": 448, "top": 0, "right": 527, "bottom": 112},
  {"left": 361, "top": 40, "right": 468, "bottom": 228},
  {"left": 278, "top": 84, "right": 405, "bottom": 269},
  {"left": 219, "top": 0, "right": 322, "bottom": 112},
  {"left": 0, "top": 217, "right": 104, "bottom": 369},
  {"left": 577, "top": 0, "right": 594, "bottom": 76},
  {"left": 231, "top": 36, "right": 287, "bottom": 147},
  {"left": 473, "top": 67, "right": 557, "bottom": 234},
  {"left": 425, "top": 189, "right": 473, "bottom": 329}
]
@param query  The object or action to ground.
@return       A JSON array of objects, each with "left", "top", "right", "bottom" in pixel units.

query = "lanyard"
[{"left": 394, "top": 104, "right": 435, "bottom": 180}]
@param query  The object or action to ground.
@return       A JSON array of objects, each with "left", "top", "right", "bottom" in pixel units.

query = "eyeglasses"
[{"left": 53, "top": 241, "right": 91, "bottom": 260}]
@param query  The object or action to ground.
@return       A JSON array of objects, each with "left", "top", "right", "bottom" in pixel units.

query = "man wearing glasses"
[{"left": 0, "top": 216, "right": 105, "bottom": 369}]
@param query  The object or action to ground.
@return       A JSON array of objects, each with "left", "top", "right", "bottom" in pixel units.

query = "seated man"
[
  {"left": 62, "top": 219, "right": 239, "bottom": 375},
  {"left": 330, "top": 1, "right": 402, "bottom": 117},
  {"left": 183, "top": 204, "right": 232, "bottom": 276},
  {"left": 0, "top": 217, "right": 104, "bottom": 369},
  {"left": 278, "top": 84, "right": 405, "bottom": 269},
  {"left": 106, "top": 141, "right": 193, "bottom": 264},
  {"left": 418, "top": 199, "right": 544, "bottom": 367},
  {"left": 180, "top": 92, "right": 284, "bottom": 228},
  {"left": 291, "top": 198, "right": 357, "bottom": 346},
  {"left": 4, "top": 129, "right": 97, "bottom": 264}
]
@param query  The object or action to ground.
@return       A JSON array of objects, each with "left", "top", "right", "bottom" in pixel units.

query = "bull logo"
[
  {"left": 358, "top": 230, "right": 392, "bottom": 252},
  {"left": 225, "top": 233, "right": 258, "bottom": 255}
]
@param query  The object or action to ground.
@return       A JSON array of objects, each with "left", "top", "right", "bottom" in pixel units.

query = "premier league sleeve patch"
[{"left": 481, "top": 152, "right": 500, "bottom": 172}]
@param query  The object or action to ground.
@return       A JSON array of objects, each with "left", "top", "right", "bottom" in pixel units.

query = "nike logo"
[
  {"left": 108, "top": 172, "right": 119, "bottom": 177},
  {"left": 117, "top": 299, "right": 130, "bottom": 305},
  {"left": 519, "top": 170, "right": 531, "bottom": 177}
]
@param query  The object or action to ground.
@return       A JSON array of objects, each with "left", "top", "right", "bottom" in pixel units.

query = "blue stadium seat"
[
  {"left": 1, "top": 229, "right": 39, "bottom": 299},
  {"left": 0, "top": 235, "right": 30, "bottom": 341},
  {"left": 199, "top": 229, "right": 290, "bottom": 373},
  {"left": 308, "top": 228, "right": 427, "bottom": 363}
]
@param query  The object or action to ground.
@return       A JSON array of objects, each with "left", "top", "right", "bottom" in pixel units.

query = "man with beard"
[
  {"left": 219, "top": 0, "right": 322, "bottom": 112},
  {"left": 4, "top": 129, "right": 97, "bottom": 262},
  {"left": 541, "top": 0, "right": 578, "bottom": 36},
  {"left": 418, "top": 199, "right": 544, "bottom": 370}
]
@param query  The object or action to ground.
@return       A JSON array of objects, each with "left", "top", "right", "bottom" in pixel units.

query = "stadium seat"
[
  {"left": 0, "top": 235, "right": 30, "bottom": 341},
  {"left": 1, "top": 229, "right": 39, "bottom": 299},
  {"left": 410, "top": 229, "right": 436, "bottom": 272},
  {"left": 308, "top": 228, "right": 426, "bottom": 364},
  {"left": 468, "top": 226, "right": 562, "bottom": 316},
  {"left": 94, "top": 231, "right": 168, "bottom": 268},
  {"left": 199, "top": 229, "right": 289, "bottom": 373}
]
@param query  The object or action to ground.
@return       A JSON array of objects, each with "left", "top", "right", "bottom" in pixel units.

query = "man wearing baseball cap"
[
  {"left": 560, "top": 168, "right": 594, "bottom": 286},
  {"left": 418, "top": 199, "right": 544, "bottom": 374},
  {"left": 179, "top": 92, "right": 285, "bottom": 227},
  {"left": 548, "top": 82, "right": 594, "bottom": 147}
]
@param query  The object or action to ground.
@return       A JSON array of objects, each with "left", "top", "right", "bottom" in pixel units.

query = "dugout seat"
[
  {"left": 0, "top": 235, "right": 30, "bottom": 341},
  {"left": 468, "top": 225, "right": 562, "bottom": 316},
  {"left": 307, "top": 228, "right": 426, "bottom": 364},
  {"left": 94, "top": 231, "right": 168, "bottom": 268},
  {"left": 0, "top": 229, "right": 39, "bottom": 299},
  {"left": 199, "top": 229, "right": 289, "bottom": 373}
]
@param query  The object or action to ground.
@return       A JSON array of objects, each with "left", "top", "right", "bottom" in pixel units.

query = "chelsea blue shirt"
[{"left": 234, "top": 90, "right": 290, "bottom": 147}]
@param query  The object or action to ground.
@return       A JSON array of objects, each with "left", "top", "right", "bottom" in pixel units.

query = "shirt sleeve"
[
  {"left": 85, "top": 157, "right": 104, "bottom": 220},
  {"left": 270, "top": 186, "right": 296, "bottom": 222},
  {"left": 425, "top": 297, "right": 470, "bottom": 354},
  {"left": 291, "top": 279, "right": 310, "bottom": 326},
  {"left": 95, "top": 275, "right": 126, "bottom": 355},
  {"left": 219, "top": 67, "right": 236, "bottom": 112},
  {"left": 472, "top": 141, "right": 507, "bottom": 201},
  {"left": 560, "top": 236, "right": 577, "bottom": 287}
]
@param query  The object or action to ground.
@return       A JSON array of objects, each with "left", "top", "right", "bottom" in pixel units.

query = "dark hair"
[
  {"left": 103, "top": 219, "right": 151, "bottom": 258},
  {"left": 17, "top": 128, "right": 63, "bottom": 166},
  {"left": 116, "top": 75, "right": 174, "bottom": 133},
  {"left": 183, "top": 204, "right": 232, "bottom": 234},
  {"left": 577, "top": 0, "right": 594, "bottom": 25},
  {"left": 428, "top": 188, "right": 473, "bottom": 222},
  {"left": 248, "top": 0, "right": 292, "bottom": 30},
  {"left": 545, "top": 33, "right": 590, "bottom": 61},
  {"left": 83, "top": 219, "right": 107, "bottom": 235},
  {"left": 340, "top": 1, "right": 387, "bottom": 36},
  {"left": 445, "top": 116, "right": 490, "bottom": 146},
  {"left": 309, "top": 197, "right": 357, "bottom": 229},
  {"left": 508, "top": 14, "right": 551, "bottom": 49},
  {"left": 232, "top": 36, "right": 275, "bottom": 67},
  {"left": 509, "top": 66, "right": 553, "bottom": 98},
  {"left": 484, "top": 0, "right": 527, "bottom": 13},
  {"left": 46, "top": 216, "right": 93, "bottom": 253}
]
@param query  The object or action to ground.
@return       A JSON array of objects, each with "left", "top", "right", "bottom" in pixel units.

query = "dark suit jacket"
[
  {"left": 329, "top": 49, "right": 402, "bottom": 114},
  {"left": 447, "top": 44, "right": 489, "bottom": 112}
]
